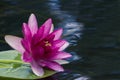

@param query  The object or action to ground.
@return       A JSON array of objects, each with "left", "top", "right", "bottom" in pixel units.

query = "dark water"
[{"left": 0, "top": 0, "right": 120, "bottom": 80}]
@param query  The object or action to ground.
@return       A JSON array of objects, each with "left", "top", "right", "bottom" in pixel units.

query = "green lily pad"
[{"left": 0, "top": 50, "right": 56, "bottom": 80}]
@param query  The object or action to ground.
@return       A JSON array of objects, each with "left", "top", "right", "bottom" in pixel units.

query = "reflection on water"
[
  {"left": 0, "top": 0, "right": 120, "bottom": 80},
  {"left": 47, "top": 0, "right": 83, "bottom": 44}
]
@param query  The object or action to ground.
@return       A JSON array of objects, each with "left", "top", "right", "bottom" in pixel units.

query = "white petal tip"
[
  {"left": 5, "top": 35, "right": 11, "bottom": 43},
  {"left": 58, "top": 68, "right": 64, "bottom": 72},
  {"left": 36, "top": 72, "right": 44, "bottom": 76},
  {"left": 30, "top": 13, "right": 35, "bottom": 17},
  {"left": 48, "top": 18, "right": 52, "bottom": 21},
  {"left": 54, "top": 60, "right": 69, "bottom": 64},
  {"left": 59, "top": 41, "right": 69, "bottom": 51},
  {"left": 50, "top": 24, "right": 54, "bottom": 33}
]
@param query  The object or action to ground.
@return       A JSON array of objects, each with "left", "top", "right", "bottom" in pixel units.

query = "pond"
[{"left": 0, "top": 0, "right": 120, "bottom": 80}]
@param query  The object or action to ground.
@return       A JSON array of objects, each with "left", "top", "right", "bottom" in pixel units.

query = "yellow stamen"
[{"left": 44, "top": 41, "right": 51, "bottom": 46}]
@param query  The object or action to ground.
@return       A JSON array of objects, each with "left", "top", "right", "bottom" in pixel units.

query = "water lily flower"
[{"left": 5, "top": 14, "right": 72, "bottom": 76}]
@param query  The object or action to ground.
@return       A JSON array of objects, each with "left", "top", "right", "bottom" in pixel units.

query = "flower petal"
[
  {"left": 31, "top": 26, "right": 44, "bottom": 46},
  {"left": 45, "top": 61, "right": 64, "bottom": 72},
  {"left": 42, "top": 18, "right": 52, "bottom": 34},
  {"left": 54, "top": 60, "right": 69, "bottom": 64},
  {"left": 21, "top": 39, "right": 31, "bottom": 53},
  {"left": 50, "top": 52, "right": 72, "bottom": 60},
  {"left": 5, "top": 35, "right": 25, "bottom": 53},
  {"left": 50, "top": 24, "right": 54, "bottom": 33},
  {"left": 22, "top": 23, "right": 32, "bottom": 52},
  {"left": 22, "top": 51, "right": 32, "bottom": 63},
  {"left": 31, "top": 60, "right": 44, "bottom": 76},
  {"left": 22, "top": 23, "right": 32, "bottom": 41},
  {"left": 59, "top": 41, "right": 69, "bottom": 51},
  {"left": 32, "top": 46, "right": 44, "bottom": 61},
  {"left": 32, "top": 18, "right": 53, "bottom": 45},
  {"left": 37, "top": 18, "right": 52, "bottom": 39},
  {"left": 49, "top": 28, "right": 63, "bottom": 40},
  {"left": 52, "top": 40, "right": 69, "bottom": 51},
  {"left": 28, "top": 14, "right": 38, "bottom": 35}
]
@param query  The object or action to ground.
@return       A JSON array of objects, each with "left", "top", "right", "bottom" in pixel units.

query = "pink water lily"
[{"left": 5, "top": 14, "right": 72, "bottom": 76}]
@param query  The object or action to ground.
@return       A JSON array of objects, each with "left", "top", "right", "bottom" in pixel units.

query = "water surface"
[{"left": 0, "top": 0, "right": 120, "bottom": 80}]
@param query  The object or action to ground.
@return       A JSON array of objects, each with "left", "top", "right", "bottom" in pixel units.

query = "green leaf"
[{"left": 0, "top": 50, "right": 56, "bottom": 80}]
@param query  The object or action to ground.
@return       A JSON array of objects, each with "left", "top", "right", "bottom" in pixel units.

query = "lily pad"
[{"left": 0, "top": 50, "right": 56, "bottom": 80}]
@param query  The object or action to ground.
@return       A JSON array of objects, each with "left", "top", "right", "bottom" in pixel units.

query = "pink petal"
[
  {"left": 5, "top": 35, "right": 25, "bottom": 53},
  {"left": 45, "top": 61, "right": 64, "bottom": 72},
  {"left": 50, "top": 52, "right": 72, "bottom": 60},
  {"left": 28, "top": 14, "right": 38, "bottom": 36},
  {"left": 52, "top": 40, "right": 69, "bottom": 51},
  {"left": 22, "top": 51, "right": 32, "bottom": 63},
  {"left": 22, "top": 23, "right": 32, "bottom": 41},
  {"left": 31, "top": 27, "right": 44, "bottom": 46},
  {"left": 38, "top": 18, "right": 52, "bottom": 39},
  {"left": 31, "top": 60, "right": 44, "bottom": 76},
  {"left": 42, "top": 18, "right": 52, "bottom": 34},
  {"left": 59, "top": 41, "right": 69, "bottom": 51},
  {"left": 49, "top": 28, "right": 63, "bottom": 40},
  {"left": 32, "top": 46, "right": 44, "bottom": 61},
  {"left": 22, "top": 23, "right": 32, "bottom": 52},
  {"left": 32, "top": 18, "right": 52, "bottom": 45},
  {"left": 21, "top": 39, "right": 31, "bottom": 53},
  {"left": 45, "top": 34, "right": 55, "bottom": 42}
]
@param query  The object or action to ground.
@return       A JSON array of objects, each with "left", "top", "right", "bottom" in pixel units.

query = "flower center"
[{"left": 44, "top": 41, "right": 51, "bottom": 47}]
